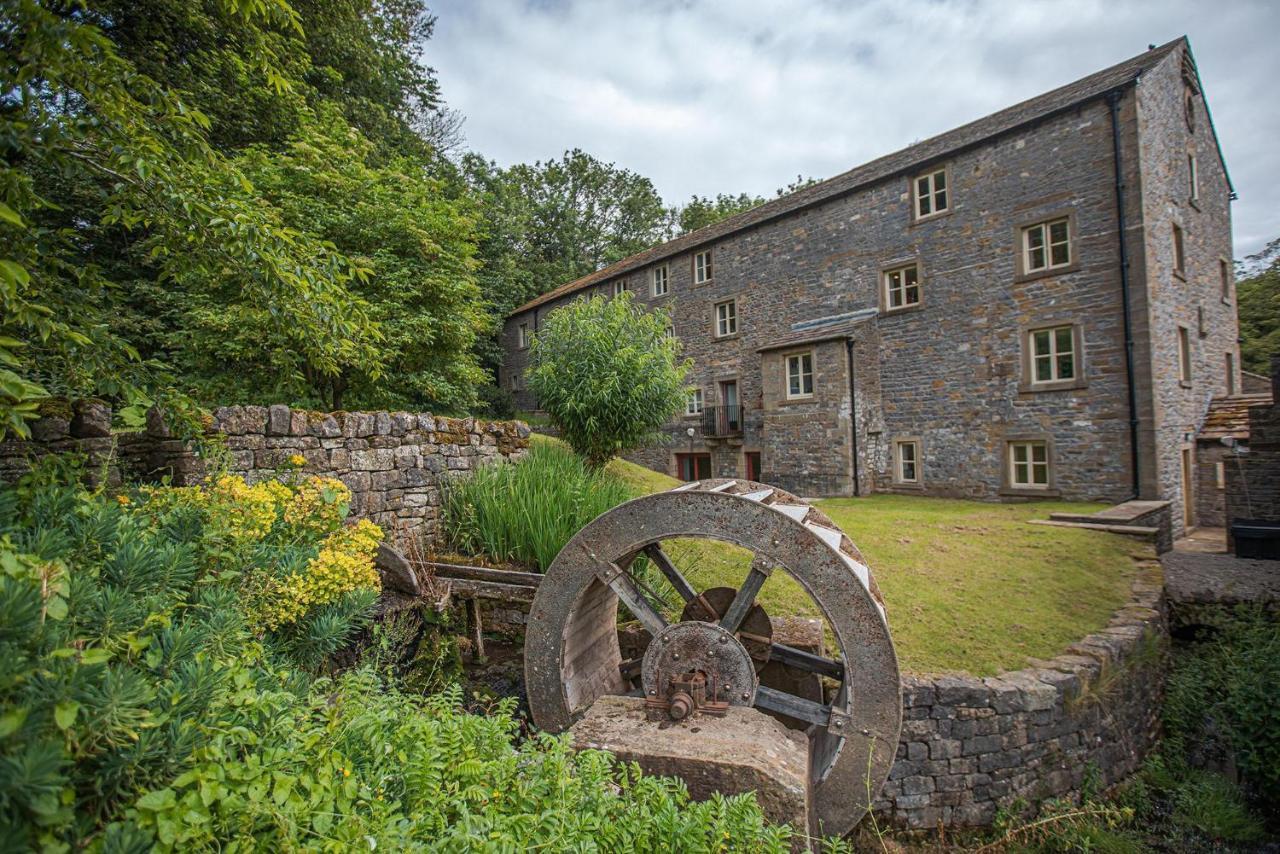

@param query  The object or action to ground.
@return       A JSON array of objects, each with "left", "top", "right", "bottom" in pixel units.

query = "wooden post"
[{"left": 466, "top": 597, "right": 487, "bottom": 663}]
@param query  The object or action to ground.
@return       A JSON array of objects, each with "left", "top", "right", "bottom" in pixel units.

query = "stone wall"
[
  {"left": 1225, "top": 358, "right": 1280, "bottom": 550},
  {"left": 0, "top": 402, "right": 530, "bottom": 547},
  {"left": 877, "top": 560, "right": 1166, "bottom": 829}
]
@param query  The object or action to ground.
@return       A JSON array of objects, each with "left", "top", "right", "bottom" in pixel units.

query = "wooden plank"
[
  {"left": 755, "top": 685, "right": 830, "bottom": 727},
  {"left": 445, "top": 578, "right": 538, "bottom": 603},
  {"left": 644, "top": 544, "right": 697, "bottom": 602},
  {"left": 720, "top": 566, "right": 768, "bottom": 633},
  {"left": 425, "top": 561, "right": 544, "bottom": 587},
  {"left": 770, "top": 642, "right": 843, "bottom": 679}
]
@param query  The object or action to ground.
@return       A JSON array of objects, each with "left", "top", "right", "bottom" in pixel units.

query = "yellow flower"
[
  {"left": 288, "top": 453, "right": 306, "bottom": 467},
  {"left": 343, "top": 767, "right": 351, "bottom": 777},
  {"left": 115, "top": 494, "right": 131, "bottom": 506}
]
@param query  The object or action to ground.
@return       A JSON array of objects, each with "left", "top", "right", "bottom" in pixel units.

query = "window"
[
  {"left": 1184, "top": 92, "right": 1196, "bottom": 132},
  {"left": 1029, "top": 325, "right": 1077, "bottom": 384},
  {"left": 664, "top": 319, "right": 675, "bottom": 339},
  {"left": 1178, "top": 325, "right": 1192, "bottom": 384},
  {"left": 1188, "top": 154, "right": 1199, "bottom": 204},
  {"left": 1220, "top": 259, "right": 1232, "bottom": 301},
  {"left": 1226, "top": 352, "right": 1236, "bottom": 395},
  {"left": 509, "top": 372, "right": 522, "bottom": 392},
  {"left": 685, "top": 389, "right": 704, "bottom": 416},
  {"left": 1215, "top": 461, "right": 1225, "bottom": 490},
  {"left": 1009, "top": 441, "right": 1050, "bottom": 489},
  {"left": 613, "top": 280, "right": 627, "bottom": 297},
  {"left": 895, "top": 440, "right": 920, "bottom": 484},
  {"left": 695, "top": 250, "right": 713, "bottom": 284},
  {"left": 883, "top": 264, "right": 921, "bottom": 310},
  {"left": 1173, "top": 224, "right": 1186, "bottom": 277},
  {"left": 652, "top": 264, "right": 669, "bottom": 297},
  {"left": 1022, "top": 217, "right": 1071, "bottom": 273},
  {"left": 914, "top": 168, "right": 948, "bottom": 219},
  {"left": 786, "top": 352, "right": 814, "bottom": 399},
  {"left": 714, "top": 299, "right": 737, "bottom": 337},
  {"left": 676, "top": 453, "right": 711, "bottom": 482},
  {"left": 517, "top": 323, "right": 529, "bottom": 349}
]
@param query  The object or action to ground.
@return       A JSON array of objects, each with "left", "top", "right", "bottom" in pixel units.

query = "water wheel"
[{"left": 524, "top": 478, "right": 902, "bottom": 837}]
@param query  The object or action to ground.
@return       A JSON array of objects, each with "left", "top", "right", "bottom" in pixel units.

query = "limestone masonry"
[{"left": 501, "top": 38, "right": 1238, "bottom": 536}]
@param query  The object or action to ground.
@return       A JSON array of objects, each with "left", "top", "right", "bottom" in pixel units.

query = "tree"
[
  {"left": 0, "top": 0, "right": 381, "bottom": 437},
  {"left": 1238, "top": 238, "right": 1280, "bottom": 376},
  {"left": 527, "top": 293, "right": 689, "bottom": 468},
  {"left": 674, "top": 192, "right": 764, "bottom": 235}
]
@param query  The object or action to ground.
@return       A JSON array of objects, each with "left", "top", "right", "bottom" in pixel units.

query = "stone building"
[
  {"left": 501, "top": 39, "right": 1237, "bottom": 534},
  {"left": 1224, "top": 357, "right": 1280, "bottom": 552}
]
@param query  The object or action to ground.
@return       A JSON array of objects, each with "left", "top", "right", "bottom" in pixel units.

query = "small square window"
[
  {"left": 1173, "top": 224, "right": 1186, "bottom": 276},
  {"left": 613, "top": 280, "right": 627, "bottom": 297},
  {"left": 652, "top": 265, "right": 670, "bottom": 297},
  {"left": 517, "top": 323, "right": 529, "bottom": 349},
  {"left": 1023, "top": 217, "right": 1071, "bottom": 273},
  {"left": 895, "top": 440, "right": 920, "bottom": 484},
  {"left": 1178, "top": 325, "right": 1192, "bottom": 383},
  {"left": 786, "top": 352, "right": 814, "bottom": 399},
  {"left": 1009, "top": 440, "right": 1050, "bottom": 489},
  {"left": 714, "top": 299, "right": 737, "bottom": 338},
  {"left": 883, "top": 264, "right": 921, "bottom": 310},
  {"left": 1029, "top": 325, "right": 1077, "bottom": 384},
  {"left": 686, "top": 389, "right": 704, "bottom": 416},
  {"left": 1188, "top": 154, "right": 1199, "bottom": 203},
  {"left": 914, "top": 168, "right": 948, "bottom": 219},
  {"left": 695, "top": 250, "right": 713, "bottom": 284}
]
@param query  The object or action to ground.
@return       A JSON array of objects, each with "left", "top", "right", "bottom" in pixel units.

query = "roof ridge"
[{"left": 510, "top": 37, "right": 1186, "bottom": 318}]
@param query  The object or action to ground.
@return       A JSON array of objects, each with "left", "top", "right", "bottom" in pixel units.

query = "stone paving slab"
[{"left": 1161, "top": 551, "right": 1280, "bottom": 607}]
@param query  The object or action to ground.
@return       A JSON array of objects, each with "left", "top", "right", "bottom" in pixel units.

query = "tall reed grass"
[{"left": 440, "top": 442, "right": 633, "bottom": 571}]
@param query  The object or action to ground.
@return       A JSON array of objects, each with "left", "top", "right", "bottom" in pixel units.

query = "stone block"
[
  {"left": 268, "top": 404, "right": 291, "bottom": 436},
  {"left": 310, "top": 415, "right": 341, "bottom": 438},
  {"left": 569, "top": 695, "right": 809, "bottom": 833},
  {"left": 352, "top": 448, "right": 394, "bottom": 471}
]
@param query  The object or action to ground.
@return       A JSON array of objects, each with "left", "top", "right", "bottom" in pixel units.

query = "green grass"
[{"left": 602, "top": 454, "right": 1142, "bottom": 677}]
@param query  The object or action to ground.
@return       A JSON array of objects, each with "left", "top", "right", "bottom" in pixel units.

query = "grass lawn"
[{"left": 604, "top": 455, "right": 1143, "bottom": 677}]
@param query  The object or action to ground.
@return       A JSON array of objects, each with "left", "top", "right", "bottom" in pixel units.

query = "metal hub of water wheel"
[{"left": 524, "top": 479, "right": 902, "bottom": 837}]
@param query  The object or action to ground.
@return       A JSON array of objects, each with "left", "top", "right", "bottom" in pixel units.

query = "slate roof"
[
  {"left": 1199, "top": 394, "right": 1273, "bottom": 441},
  {"left": 511, "top": 38, "right": 1191, "bottom": 318}
]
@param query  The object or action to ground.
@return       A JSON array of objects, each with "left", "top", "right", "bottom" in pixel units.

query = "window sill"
[
  {"left": 891, "top": 481, "right": 924, "bottom": 491},
  {"left": 1014, "top": 261, "right": 1080, "bottom": 284},
  {"left": 712, "top": 333, "right": 741, "bottom": 342},
  {"left": 1018, "top": 379, "right": 1087, "bottom": 394},
  {"left": 1173, "top": 270, "right": 1187, "bottom": 282},
  {"left": 1179, "top": 380, "right": 1193, "bottom": 389},
  {"left": 880, "top": 302, "right": 924, "bottom": 317},
  {"left": 909, "top": 208, "right": 953, "bottom": 227},
  {"left": 999, "top": 487, "right": 1061, "bottom": 499},
  {"left": 778, "top": 395, "right": 816, "bottom": 407}
]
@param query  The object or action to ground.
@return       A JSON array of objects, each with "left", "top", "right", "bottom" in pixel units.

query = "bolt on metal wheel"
[{"left": 524, "top": 478, "right": 902, "bottom": 838}]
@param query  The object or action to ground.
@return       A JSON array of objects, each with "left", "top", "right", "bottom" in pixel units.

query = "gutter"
[{"left": 1105, "top": 88, "right": 1143, "bottom": 498}]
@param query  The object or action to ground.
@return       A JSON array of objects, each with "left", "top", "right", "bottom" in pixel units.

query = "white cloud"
[{"left": 428, "top": 0, "right": 1280, "bottom": 255}]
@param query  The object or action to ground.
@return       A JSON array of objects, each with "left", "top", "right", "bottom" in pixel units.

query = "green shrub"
[
  {"left": 527, "top": 292, "right": 690, "bottom": 468},
  {"left": 0, "top": 464, "right": 792, "bottom": 850},
  {"left": 441, "top": 441, "right": 632, "bottom": 570}
]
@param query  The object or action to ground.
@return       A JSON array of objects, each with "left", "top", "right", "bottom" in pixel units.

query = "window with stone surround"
[
  {"left": 714, "top": 299, "right": 737, "bottom": 337},
  {"left": 913, "top": 167, "right": 948, "bottom": 219},
  {"left": 1188, "top": 154, "right": 1199, "bottom": 204},
  {"left": 1173, "top": 224, "right": 1186, "bottom": 278},
  {"left": 883, "top": 263, "right": 921, "bottom": 311},
  {"left": 1215, "top": 461, "right": 1225, "bottom": 490},
  {"left": 685, "top": 388, "right": 703, "bottom": 416},
  {"left": 894, "top": 439, "right": 921, "bottom": 484},
  {"left": 786, "top": 351, "right": 814, "bottom": 399},
  {"left": 1220, "top": 259, "right": 1232, "bottom": 302},
  {"left": 1022, "top": 217, "right": 1071, "bottom": 273},
  {"left": 1008, "top": 440, "right": 1050, "bottom": 489},
  {"left": 652, "top": 264, "right": 669, "bottom": 297},
  {"left": 1029, "top": 325, "right": 1077, "bottom": 385},
  {"left": 517, "top": 323, "right": 529, "bottom": 349},
  {"left": 1226, "top": 352, "right": 1236, "bottom": 395},
  {"left": 613, "top": 280, "right": 627, "bottom": 297},
  {"left": 695, "top": 250, "right": 713, "bottom": 284},
  {"left": 1178, "top": 325, "right": 1192, "bottom": 385}
]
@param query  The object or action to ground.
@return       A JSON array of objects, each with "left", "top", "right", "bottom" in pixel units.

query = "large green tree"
[{"left": 1238, "top": 238, "right": 1280, "bottom": 377}]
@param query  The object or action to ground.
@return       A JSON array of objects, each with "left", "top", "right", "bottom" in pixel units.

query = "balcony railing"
[{"left": 700, "top": 405, "right": 743, "bottom": 438}]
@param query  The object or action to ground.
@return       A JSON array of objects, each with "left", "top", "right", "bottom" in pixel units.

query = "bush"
[
  {"left": 441, "top": 441, "right": 632, "bottom": 570},
  {"left": 527, "top": 292, "right": 689, "bottom": 468},
  {"left": 0, "top": 465, "right": 793, "bottom": 850}
]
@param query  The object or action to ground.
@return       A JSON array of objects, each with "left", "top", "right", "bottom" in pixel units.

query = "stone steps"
[{"left": 1028, "top": 519, "right": 1158, "bottom": 537}]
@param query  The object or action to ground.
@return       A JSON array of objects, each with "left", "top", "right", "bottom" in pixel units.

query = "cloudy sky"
[{"left": 428, "top": 0, "right": 1279, "bottom": 258}]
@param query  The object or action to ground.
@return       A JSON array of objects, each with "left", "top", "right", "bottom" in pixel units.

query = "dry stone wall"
[{"left": 0, "top": 402, "right": 530, "bottom": 547}]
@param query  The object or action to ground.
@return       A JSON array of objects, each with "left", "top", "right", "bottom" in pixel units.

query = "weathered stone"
[
  {"left": 570, "top": 695, "right": 810, "bottom": 832},
  {"left": 268, "top": 404, "right": 291, "bottom": 436},
  {"left": 375, "top": 543, "right": 421, "bottom": 597},
  {"left": 70, "top": 399, "right": 112, "bottom": 438},
  {"left": 30, "top": 417, "right": 71, "bottom": 443}
]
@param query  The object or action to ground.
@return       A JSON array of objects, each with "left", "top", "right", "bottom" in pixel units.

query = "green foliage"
[
  {"left": 528, "top": 292, "right": 690, "bottom": 468},
  {"left": 0, "top": 462, "right": 791, "bottom": 850},
  {"left": 1237, "top": 238, "right": 1280, "bottom": 375},
  {"left": 0, "top": 0, "right": 383, "bottom": 437},
  {"left": 675, "top": 192, "right": 765, "bottom": 234},
  {"left": 441, "top": 441, "right": 632, "bottom": 571}
]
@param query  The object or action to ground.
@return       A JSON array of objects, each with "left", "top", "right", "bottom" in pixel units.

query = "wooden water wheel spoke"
[
  {"left": 753, "top": 685, "right": 831, "bottom": 728},
  {"left": 642, "top": 542, "right": 697, "bottom": 602},
  {"left": 718, "top": 558, "right": 771, "bottom": 634},
  {"left": 769, "top": 641, "right": 844, "bottom": 679},
  {"left": 596, "top": 561, "right": 667, "bottom": 636}
]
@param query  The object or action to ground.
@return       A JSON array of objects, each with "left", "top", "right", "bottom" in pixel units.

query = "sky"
[{"left": 427, "top": 0, "right": 1280, "bottom": 258}]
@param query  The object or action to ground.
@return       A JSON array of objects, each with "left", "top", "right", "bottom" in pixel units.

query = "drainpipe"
[
  {"left": 1106, "top": 88, "right": 1142, "bottom": 499},
  {"left": 846, "top": 338, "right": 861, "bottom": 497}
]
